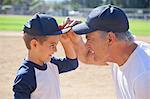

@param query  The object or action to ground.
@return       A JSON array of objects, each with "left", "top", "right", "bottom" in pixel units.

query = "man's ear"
[
  {"left": 30, "top": 39, "right": 38, "bottom": 49},
  {"left": 106, "top": 32, "right": 117, "bottom": 45}
]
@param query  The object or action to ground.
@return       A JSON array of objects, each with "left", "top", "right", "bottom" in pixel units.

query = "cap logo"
[
  {"left": 110, "top": 6, "right": 114, "bottom": 13},
  {"left": 24, "top": 21, "right": 31, "bottom": 28}
]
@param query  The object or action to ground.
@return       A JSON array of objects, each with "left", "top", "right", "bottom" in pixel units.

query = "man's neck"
[
  {"left": 111, "top": 42, "right": 137, "bottom": 66},
  {"left": 26, "top": 51, "right": 44, "bottom": 66}
]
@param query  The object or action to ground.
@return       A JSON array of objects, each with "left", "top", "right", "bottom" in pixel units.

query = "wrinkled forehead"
[{"left": 86, "top": 31, "right": 102, "bottom": 39}]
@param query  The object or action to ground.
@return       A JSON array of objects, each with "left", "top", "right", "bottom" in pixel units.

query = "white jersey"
[
  {"left": 13, "top": 57, "right": 78, "bottom": 99},
  {"left": 111, "top": 41, "right": 150, "bottom": 99},
  {"left": 31, "top": 62, "right": 61, "bottom": 99}
]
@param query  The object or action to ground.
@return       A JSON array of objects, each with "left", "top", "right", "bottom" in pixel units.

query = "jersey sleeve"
[
  {"left": 51, "top": 57, "right": 79, "bottom": 74},
  {"left": 133, "top": 71, "right": 150, "bottom": 99},
  {"left": 13, "top": 65, "right": 36, "bottom": 99}
]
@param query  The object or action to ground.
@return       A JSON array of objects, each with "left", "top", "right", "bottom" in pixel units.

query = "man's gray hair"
[
  {"left": 114, "top": 31, "right": 135, "bottom": 42},
  {"left": 100, "top": 31, "right": 135, "bottom": 42}
]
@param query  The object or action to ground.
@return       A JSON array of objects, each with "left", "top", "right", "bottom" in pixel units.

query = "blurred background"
[
  {"left": 0, "top": 0, "right": 150, "bottom": 99},
  {"left": 0, "top": 0, "right": 150, "bottom": 18},
  {"left": 0, "top": 0, "right": 150, "bottom": 35}
]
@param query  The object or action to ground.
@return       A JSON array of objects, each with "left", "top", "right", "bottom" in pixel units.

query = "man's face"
[
  {"left": 37, "top": 35, "right": 59, "bottom": 63},
  {"left": 85, "top": 31, "right": 110, "bottom": 65}
]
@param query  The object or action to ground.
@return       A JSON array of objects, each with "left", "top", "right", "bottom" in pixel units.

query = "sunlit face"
[
  {"left": 36, "top": 35, "right": 59, "bottom": 63},
  {"left": 85, "top": 31, "right": 110, "bottom": 65}
]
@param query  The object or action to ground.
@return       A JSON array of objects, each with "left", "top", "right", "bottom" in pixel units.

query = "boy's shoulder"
[
  {"left": 14, "top": 60, "right": 36, "bottom": 87},
  {"left": 17, "top": 60, "right": 35, "bottom": 76},
  {"left": 13, "top": 60, "right": 37, "bottom": 96}
]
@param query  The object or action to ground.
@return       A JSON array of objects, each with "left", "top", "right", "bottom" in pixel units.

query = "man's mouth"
[{"left": 88, "top": 49, "right": 95, "bottom": 54}]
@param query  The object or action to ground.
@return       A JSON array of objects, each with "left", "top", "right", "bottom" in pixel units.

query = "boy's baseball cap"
[
  {"left": 23, "top": 13, "right": 71, "bottom": 36},
  {"left": 72, "top": 5, "right": 129, "bottom": 35}
]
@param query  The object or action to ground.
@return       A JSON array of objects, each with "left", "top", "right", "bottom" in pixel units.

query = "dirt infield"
[{"left": 0, "top": 31, "right": 150, "bottom": 99}]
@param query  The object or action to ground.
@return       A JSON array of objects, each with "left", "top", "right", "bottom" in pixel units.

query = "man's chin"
[{"left": 94, "top": 59, "right": 108, "bottom": 66}]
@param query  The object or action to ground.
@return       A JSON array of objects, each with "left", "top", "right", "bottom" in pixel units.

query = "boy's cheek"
[{"left": 44, "top": 56, "right": 52, "bottom": 63}]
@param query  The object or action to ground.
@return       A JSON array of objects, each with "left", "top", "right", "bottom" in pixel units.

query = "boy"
[{"left": 13, "top": 13, "right": 78, "bottom": 99}]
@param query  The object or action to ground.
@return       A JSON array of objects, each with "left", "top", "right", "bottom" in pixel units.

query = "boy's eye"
[{"left": 48, "top": 43, "right": 56, "bottom": 47}]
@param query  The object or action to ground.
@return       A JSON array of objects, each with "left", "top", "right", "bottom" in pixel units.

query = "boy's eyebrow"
[{"left": 48, "top": 42, "right": 58, "bottom": 45}]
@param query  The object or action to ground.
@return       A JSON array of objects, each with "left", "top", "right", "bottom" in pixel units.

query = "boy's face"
[{"left": 34, "top": 35, "right": 59, "bottom": 63}]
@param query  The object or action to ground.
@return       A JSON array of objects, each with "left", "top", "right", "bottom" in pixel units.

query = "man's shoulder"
[
  {"left": 135, "top": 41, "right": 150, "bottom": 62},
  {"left": 136, "top": 41, "right": 150, "bottom": 50}
]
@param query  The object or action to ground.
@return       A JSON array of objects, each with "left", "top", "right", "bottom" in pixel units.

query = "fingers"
[
  {"left": 65, "top": 20, "right": 82, "bottom": 28},
  {"left": 63, "top": 17, "right": 73, "bottom": 26},
  {"left": 60, "top": 34, "right": 68, "bottom": 39},
  {"left": 66, "top": 30, "right": 76, "bottom": 38},
  {"left": 61, "top": 17, "right": 73, "bottom": 29},
  {"left": 59, "top": 17, "right": 82, "bottom": 43},
  {"left": 60, "top": 17, "right": 82, "bottom": 29}
]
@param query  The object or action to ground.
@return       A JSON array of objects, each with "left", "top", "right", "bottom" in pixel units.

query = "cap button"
[{"left": 108, "top": 4, "right": 112, "bottom": 8}]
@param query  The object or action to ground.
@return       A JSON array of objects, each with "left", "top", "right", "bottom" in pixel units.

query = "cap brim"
[
  {"left": 45, "top": 27, "right": 72, "bottom": 36},
  {"left": 72, "top": 23, "right": 96, "bottom": 35},
  {"left": 61, "top": 27, "right": 72, "bottom": 34}
]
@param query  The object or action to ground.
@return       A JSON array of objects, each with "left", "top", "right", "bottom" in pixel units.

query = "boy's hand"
[
  {"left": 67, "top": 30, "right": 82, "bottom": 44},
  {"left": 60, "top": 34, "right": 71, "bottom": 43},
  {"left": 59, "top": 30, "right": 77, "bottom": 59},
  {"left": 59, "top": 17, "right": 82, "bottom": 44}
]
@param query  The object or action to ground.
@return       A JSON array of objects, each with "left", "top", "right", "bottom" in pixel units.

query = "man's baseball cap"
[
  {"left": 23, "top": 13, "right": 71, "bottom": 36},
  {"left": 72, "top": 5, "right": 129, "bottom": 35}
]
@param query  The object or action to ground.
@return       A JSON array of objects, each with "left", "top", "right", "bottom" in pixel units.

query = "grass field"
[{"left": 0, "top": 15, "right": 150, "bottom": 36}]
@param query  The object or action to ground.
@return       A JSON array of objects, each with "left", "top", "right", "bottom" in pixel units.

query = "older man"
[{"left": 66, "top": 5, "right": 150, "bottom": 99}]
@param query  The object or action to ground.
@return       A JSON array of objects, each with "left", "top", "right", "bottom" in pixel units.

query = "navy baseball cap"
[
  {"left": 72, "top": 5, "right": 129, "bottom": 35},
  {"left": 23, "top": 13, "right": 71, "bottom": 36}
]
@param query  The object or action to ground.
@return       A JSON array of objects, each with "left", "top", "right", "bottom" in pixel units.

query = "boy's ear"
[
  {"left": 30, "top": 39, "right": 38, "bottom": 48},
  {"left": 106, "top": 32, "right": 117, "bottom": 46}
]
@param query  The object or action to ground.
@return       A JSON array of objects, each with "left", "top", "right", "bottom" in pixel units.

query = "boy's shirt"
[{"left": 13, "top": 57, "right": 78, "bottom": 99}]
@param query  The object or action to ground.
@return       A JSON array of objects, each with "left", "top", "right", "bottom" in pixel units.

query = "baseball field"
[{"left": 0, "top": 15, "right": 150, "bottom": 99}]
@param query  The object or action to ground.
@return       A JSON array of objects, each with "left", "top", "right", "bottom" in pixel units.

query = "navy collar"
[{"left": 22, "top": 59, "right": 47, "bottom": 71}]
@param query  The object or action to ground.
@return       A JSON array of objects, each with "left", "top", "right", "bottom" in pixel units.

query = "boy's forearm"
[
  {"left": 51, "top": 57, "right": 78, "bottom": 73},
  {"left": 67, "top": 31, "right": 93, "bottom": 64},
  {"left": 72, "top": 38, "right": 91, "bottom": 64},
  {"left": 61, "top": 41, "right": 77, "bottom": 59}
]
